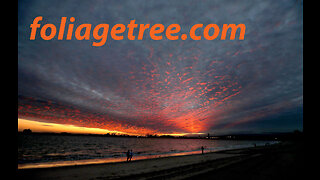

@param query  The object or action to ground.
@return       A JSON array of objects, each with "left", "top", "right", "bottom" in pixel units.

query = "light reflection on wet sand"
[{"left": 18, "top": 150, "right": 206, "bottom": 169}]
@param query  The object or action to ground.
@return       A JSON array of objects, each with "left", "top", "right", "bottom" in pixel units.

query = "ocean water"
[{"left": 18, "top": 134, "right": 278, "bottom": 169}]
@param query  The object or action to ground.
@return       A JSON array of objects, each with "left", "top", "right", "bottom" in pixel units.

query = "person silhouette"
[
  {"left": 129, "top": 149, "right": 133, "bottom": 161},
  {"left": 201, "top": 146, "right": 204, "bottom": 154},
  {"left": 126, "top": 150, "right": 130, "bottom": 162}
]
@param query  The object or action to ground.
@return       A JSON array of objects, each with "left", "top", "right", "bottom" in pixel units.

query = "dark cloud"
[{"left": 18, "top": 0, "right": 303, "bottom": 135}]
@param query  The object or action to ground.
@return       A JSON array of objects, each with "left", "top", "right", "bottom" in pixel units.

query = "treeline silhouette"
[{"left": 19, "top": 129, "right": 303, "bottom": 141}]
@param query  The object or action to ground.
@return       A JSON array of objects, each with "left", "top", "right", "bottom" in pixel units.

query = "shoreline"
[
  {"left": 18, "top": 143, "right": 269, "bottom": 170},
  {"left": 18, "top": 141, "right": 303, "bottom": 180},
  {"left": 17, "top": 144, "right": 276, "bottom": 180}
]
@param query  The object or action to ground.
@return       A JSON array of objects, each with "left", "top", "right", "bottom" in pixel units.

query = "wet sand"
[
  {"left": 185, "top": 141, "right": 304, "bottom": 180},
  {"left": 17, "top": 141, "right": 303, "bottom": 180}
]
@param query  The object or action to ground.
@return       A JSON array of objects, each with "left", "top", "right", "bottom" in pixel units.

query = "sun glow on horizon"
[
  {"left": 18, "top": 118, "right": 124, "bottom": 135},
  {"left": 18, "top": 118, "right": 198, "bottom": 136}
]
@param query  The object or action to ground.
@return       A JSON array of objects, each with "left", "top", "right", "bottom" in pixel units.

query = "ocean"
[{"left": 18, "top": 134, "right": 278, "bottom": 169}]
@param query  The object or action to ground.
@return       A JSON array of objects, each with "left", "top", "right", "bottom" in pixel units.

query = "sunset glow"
[{"left": 18, "top": 118, "right": 121, "bottom": 135}]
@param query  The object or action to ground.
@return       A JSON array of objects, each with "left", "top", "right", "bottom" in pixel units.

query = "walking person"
[
  {"left": 126, "top": 150, "right": 130, "bottom": 162},
  {"left": 201, "top": 146, "right": 204, "bottom": 154},
  {"left": 129, "top": 149, "right": 133, "bottom": 161}
]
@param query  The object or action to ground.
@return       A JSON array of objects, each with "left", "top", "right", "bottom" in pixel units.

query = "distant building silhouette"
[{"left": 22, "top": 129, "right": 32, "bottom": 134}]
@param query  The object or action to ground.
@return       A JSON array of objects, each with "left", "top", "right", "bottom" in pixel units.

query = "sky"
[{"left": 18, "top": 0, "right": 303, "bottom": 136}]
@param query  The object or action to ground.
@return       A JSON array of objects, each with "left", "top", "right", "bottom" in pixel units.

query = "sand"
[{"left": 17, "top": 142, "right": 303, "bottom": 180}]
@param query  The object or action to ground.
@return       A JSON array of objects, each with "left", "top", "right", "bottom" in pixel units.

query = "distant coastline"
[{"left": 18, "top": 130, "right": 303, "bottom": 141}]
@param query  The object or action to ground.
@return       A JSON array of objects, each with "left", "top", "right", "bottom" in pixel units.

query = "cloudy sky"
[{"left": 18, "top": 0, "right": 303, "bottom": 135}]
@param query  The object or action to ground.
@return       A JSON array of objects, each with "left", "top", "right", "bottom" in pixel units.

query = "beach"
[{"left": 17, "top": 141, "right": 303, "bottom": 180}]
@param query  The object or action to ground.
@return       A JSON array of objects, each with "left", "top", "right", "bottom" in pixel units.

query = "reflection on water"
[{"left": 18, "top": 134, "right": 278, "bottom": 169}]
